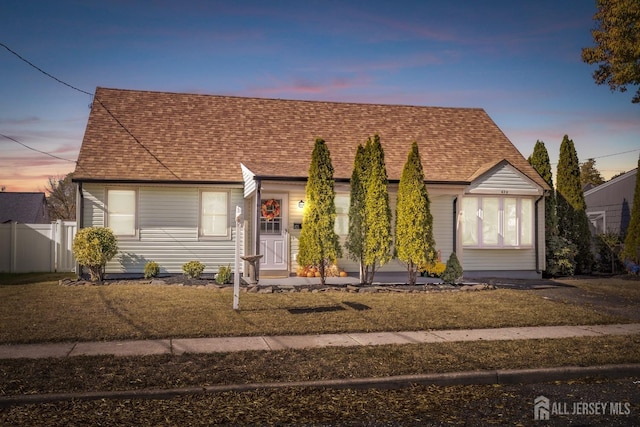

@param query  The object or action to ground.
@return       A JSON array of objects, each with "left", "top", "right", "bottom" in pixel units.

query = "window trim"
[
  {"left": 462, "top": 196, "right": 534, "bottom": 249},
  {"left": 199, "top": 189, "right": 231, "bottom": 240},
  {"left": 106, "top": 188, "right": 138, "bottom": 239}
]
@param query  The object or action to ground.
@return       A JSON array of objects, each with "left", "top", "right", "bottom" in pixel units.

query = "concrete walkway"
[{"left": 1, "top": 323, "right": 639, "bottom": 360}]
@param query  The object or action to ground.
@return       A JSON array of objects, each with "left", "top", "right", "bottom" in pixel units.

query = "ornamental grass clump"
[
  {"left": 72, "top": 227, "right": 118, "bottom": 282},
  {"left": 182, "top": 261, "right": 205, "bottom": 279}
]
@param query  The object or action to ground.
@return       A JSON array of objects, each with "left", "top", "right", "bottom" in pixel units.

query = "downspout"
[
  {"left": 76, "top": 182, "right": 84, "bottom": 278},
  {"left": 254, "top": 178, "right": 262, "bottom": 281},
  {"left": 452, "top": 197, "right": 457, "bottom": 254},
  {"left": 534, "top": 194, "right": 544, "bottom": 274}
]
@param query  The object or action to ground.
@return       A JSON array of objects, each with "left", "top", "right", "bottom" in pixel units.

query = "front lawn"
[{"left": 0, "top": 274, "right": 628, "bottom": 344}]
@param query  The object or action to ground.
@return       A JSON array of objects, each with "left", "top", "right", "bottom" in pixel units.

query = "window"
[
  {"left": 260, "top": 198, "right": 282, "bottom": 235},
  {"left": 462, "top": 196, "right": 533, "bottom": 248},
  {"left": 107, "top": 189, "right": 137, "bottom": 236},
  {"left": 200, "top": 191, "right": 229, "bottom": 238}
]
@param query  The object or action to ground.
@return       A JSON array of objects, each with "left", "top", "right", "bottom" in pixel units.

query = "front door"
[{"left": 259, "top": 195, "right": 288, "bottom": 271}]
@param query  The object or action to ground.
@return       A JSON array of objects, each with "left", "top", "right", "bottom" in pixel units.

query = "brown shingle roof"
[{"left": 74, "top": 87, "right": 548, "bottom": 189}]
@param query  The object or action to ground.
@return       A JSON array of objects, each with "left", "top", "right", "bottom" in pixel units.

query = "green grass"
[{"left": 0, "top": 274, "right": 629, "bottom": 344}]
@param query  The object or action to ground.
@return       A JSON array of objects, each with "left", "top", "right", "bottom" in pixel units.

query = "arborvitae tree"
[
  {"left": 622, "top": 155, "right": 640, "bottom": 266},
  {"left": 395, "top": 142, "right": 436, "bottom": 285},
  {"left": 345, "top": 144, "right": 368, "bottom": 282},
  {"left": 528, "top": 140, "right": 561, "bottom": 276},
  {"left": 363, "top": 134, "right": 392, "bottom": 284},
  {"left": 297, "top": 138, "right": 342, "bottom": 285},
  {"left": 556, "top": 135, "right": 594, "bottom": 274},
  {"left": 528, "top": 140, "right": 557, "bottom": 238}
]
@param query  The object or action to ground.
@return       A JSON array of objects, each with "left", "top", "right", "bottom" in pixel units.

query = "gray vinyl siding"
[
  {"left": 584, "top": 169, "right": 636, "bottom": 236},
  {"left": 468, "top": 163, "right": 542, "bottom": 196},
  {"left": 463, "top": 248, "right": 536, "bottom": 271},
  {"left": 431, "top": 195, "right": 454, "bottom": 264},
  {"left": 82, "top": 184, "right": 105, "bottom": 228},
  {"left": 81, "top": 184, "right": 244, "bottom": 275}
]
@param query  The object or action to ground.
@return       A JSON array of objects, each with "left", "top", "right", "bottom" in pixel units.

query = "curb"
[{"left": 2, "top": 364, "right": 639, "bottom": 407}]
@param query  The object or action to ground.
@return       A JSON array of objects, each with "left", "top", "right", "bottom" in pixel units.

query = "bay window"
[{"left": 462, "top": 196, "right": 533, "bottom": 248}]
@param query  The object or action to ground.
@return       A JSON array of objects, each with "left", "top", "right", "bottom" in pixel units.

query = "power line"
[
  {"left": 93, "top": 98, "right": 182, "bottom": 180},
  {"left": 1, "top": 42, "right": 181, "bottom": 180},
  {"left": 1, "top": 42, "right": 92, "bottom": 96},
  {"left": 0, "top": 132, "right": 76, "bottom": 163},
  {"left": 551, "top": 148, "right": 640, "bottom": 165}
]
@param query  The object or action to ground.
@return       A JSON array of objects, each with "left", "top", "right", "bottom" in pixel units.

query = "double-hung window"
[
  {"left": 107, "top": 189, "right": 137, "bottom": 237},
  {"left": 462, "top": 196, "right": 533, "bottom": 248},
  {"left": 200, "top": 190, "right": 230, "bottom": 239}
]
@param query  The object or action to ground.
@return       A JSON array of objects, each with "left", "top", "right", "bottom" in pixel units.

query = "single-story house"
[
  {"left": 73, "top": 87, "right": 549, "bottom": 279},
  {"left": 0, "top": 192, "right": 50, "bottom": 224},
  {"left": 585, "top": 168, "right": 637, "bottom": 238}
]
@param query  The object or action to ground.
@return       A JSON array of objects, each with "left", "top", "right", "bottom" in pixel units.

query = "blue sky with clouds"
[{"left": 1, "top": 0, "right": 638, "bottom": 191}]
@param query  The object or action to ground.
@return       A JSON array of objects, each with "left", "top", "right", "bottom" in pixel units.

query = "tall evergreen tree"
[
  {"left": 395, "top": 142, "right": 436, "bottom": 285},
  {"left": 622, "top": 155, "right": 640, "bottom": 266},
  {"left": 297, "top": 138, "right": 342, "bottom": 285},
  {"left": 345, "top": 144, "right": 368, "bottom": 282},
  {"left": 528, "top": 140, "right": 557, "bottom": 238},
  {"left": 556, "top": 135, "right": 594, "bottom": 274},
  {"left": 528, "top": 140, "right": 561, "bottom": 275},
  {"left": 363, "top": 135, "right": 392, "bottom": 284}
]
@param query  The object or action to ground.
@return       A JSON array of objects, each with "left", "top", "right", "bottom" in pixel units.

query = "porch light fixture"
[{"left": 298, "top": 200, "right": 305, "bottom": 208}]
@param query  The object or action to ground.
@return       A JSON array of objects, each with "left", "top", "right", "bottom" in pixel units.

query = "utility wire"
[
  {"left": 0, "top": 133, "right": 92, "bottom": 175},
  {"left": 0, "top": 132, "right": 76, "bottom": 163},
  {"left": 1, "top": 42, "right": 92, "bottom": 96},
  {"left": 1, "top": 42, "right": 181, "bottom": 180},
  {"left": 93, "top": 97, "right": 182, "bottom": 180},
  {"left": 551, "top": 148, "right": 640, "bottom": 166}
]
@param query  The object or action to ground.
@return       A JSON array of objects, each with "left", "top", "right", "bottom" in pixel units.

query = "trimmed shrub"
[
  {"left": 72, "top": 227, "right": 118, "bottom": 282},
  {"left": 182, "top": 261, "right": 205, "bottom": 279},
  {"left": 441, "top": 252, "right": 463, "bottom": 284},
  {"left": 545, "top": 235, "right": 577, "bottom": 277},
  {"left": 420, "top": 262, "right": 446, "bottom": 278},
  {"left": 216, "top": 264, "right": 232, "bottom": 284},
  {"left": 144, "top": 261, "right": 160, "bottom": 279}
]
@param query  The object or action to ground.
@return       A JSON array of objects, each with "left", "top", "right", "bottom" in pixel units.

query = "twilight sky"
[{"left": 1, "top": 0, "right": 639, "bottom": 192}]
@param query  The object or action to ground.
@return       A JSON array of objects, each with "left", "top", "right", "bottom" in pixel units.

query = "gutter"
[{"left": 534, "top": 193, "right": 545, "bottom": 274}]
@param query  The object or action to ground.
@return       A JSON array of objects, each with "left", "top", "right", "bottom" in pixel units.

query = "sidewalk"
[{"left": 1, "top": 323, "right": 639, "bottom": 360}]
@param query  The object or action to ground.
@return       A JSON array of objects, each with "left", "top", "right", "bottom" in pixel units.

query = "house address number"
[{"left": 501, "top": 190, "right": 509, "bottom": 194}]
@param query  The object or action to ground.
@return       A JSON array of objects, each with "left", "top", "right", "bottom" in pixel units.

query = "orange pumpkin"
[
  {"left": 306, "top": 272, "right": 315, "bottom": 278},
  {"left": 339, "top": 271, "right": 348, "bottom": 277}
]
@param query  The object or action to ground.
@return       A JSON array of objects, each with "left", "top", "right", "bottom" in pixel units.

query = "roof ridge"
[{"left": 94, "top": 86, "right": 487, "bottom": 112}]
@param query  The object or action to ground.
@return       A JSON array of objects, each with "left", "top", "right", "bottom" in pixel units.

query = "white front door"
[{"left": 259, "top": 195, "right": 288, "bottom": 270}]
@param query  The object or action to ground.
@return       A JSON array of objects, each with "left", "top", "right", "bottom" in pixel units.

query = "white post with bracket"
[{"left": 233, "top": 206, "right": 242, "bottom": 310}]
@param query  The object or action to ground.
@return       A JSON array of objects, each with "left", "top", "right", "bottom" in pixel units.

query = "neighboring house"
[
  {"left": 585, "top": 168, "right": 637, "bottom": 238},
  {"left": 0, "top": 192, "right": 50, "bottom": 224},
  {"left": 73, "top": 87, "right": 550, "bottom": 279}
]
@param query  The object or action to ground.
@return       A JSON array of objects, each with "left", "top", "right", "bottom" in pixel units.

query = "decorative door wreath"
[{"left": 261, "top": 199, "right": 281, "bottom": 221}]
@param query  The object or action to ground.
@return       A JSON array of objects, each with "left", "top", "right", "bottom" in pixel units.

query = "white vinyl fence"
[{"left": 0, "top": 220, "right": 77, "bottom": 273}]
